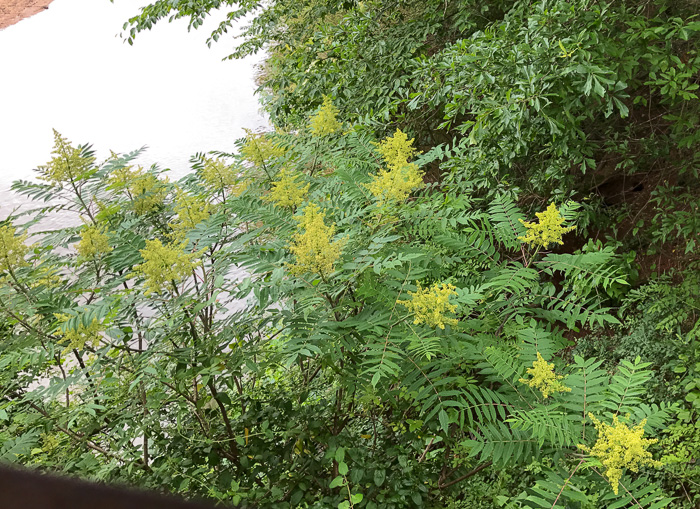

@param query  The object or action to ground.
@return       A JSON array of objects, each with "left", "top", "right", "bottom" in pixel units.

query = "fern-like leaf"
[{"left": 488, "top": 193, "right": 526, "bottom": 250}]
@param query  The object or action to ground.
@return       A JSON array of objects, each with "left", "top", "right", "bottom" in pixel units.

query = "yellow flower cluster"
[
  {"left": 376, "top": 128, "right": 418, "bottom": 166},
  {"left": 289, "top": 203, "right": 344, "bottom": 276},
  {"left": 76, "top": 223, "right": 112, "bottom": 261},
  {"left": 519, "top": 352, "right": 571, "bottom": 398},
  {"left": 134, "top": 239, "right": 200, "bottom": 295},
  {"left": 398, "top": 282, "right": 458, "bottom": 329},
  {"left": 200, "top": 157, "right": 238, "bottom": 191},
  {"left": 109, "top": 166, "right": 169, "bottom": 214},
  {"left": 0, "top": 224, "right": 28, "bottom": 275},
  {"left": 40, "top": 433, "right": 60, "bottom": 453},
  {"left": 518, "top": 203, "right": 576, "bottom": 248},
  {"left": 130, "top": 173, "right": 169, "bottom": 215},
  {"left": 240, "top": 129, "right": 286, "bottom": 168},
  {"left": 264, "top": 169, "right": 309, "bottom": 208},
  {"left": 579, "top": 414, "right": 663, "bottom": 494},
  {"left": 309, "top": 96, "right": 341, "bottom": 136},
  {"left": 169, "top": 188, "right": 211, "bottom": 238},
  {"left": 54, "top": 313, "right": 103, "bottom": 351},
  {"left": 367, "top": 129, "right": 424, "bottom": 207},
  {"left": 107, "top": 166, "right": 136, "bottom": 189},
  {"left": 30, "top": 262, "right": 62, "bottom": 288},
  {"left": 229, "top": 179, "right": 251, "bottom": 197},
  {"left": 38, "top": 130, "right": 94, "bottom": 184}
]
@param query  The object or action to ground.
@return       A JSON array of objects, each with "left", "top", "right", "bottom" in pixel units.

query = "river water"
[{"left": 0, "top": 0, "right": 267, "bottom": 218}]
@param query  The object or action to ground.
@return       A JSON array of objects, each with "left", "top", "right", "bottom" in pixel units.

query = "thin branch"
[
  {"left": 418, "top": 437, "right": 435, "bottom": 463},
  {"left": 438, "top": 461, "right": 492, "bottom": 490},
  {"left": 551, "top": 458, "right": 584, "bottom": 508}
]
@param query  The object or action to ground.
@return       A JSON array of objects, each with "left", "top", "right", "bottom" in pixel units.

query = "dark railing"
[{"left": 0, "top": 465, "right": 215, "bottom": 509}]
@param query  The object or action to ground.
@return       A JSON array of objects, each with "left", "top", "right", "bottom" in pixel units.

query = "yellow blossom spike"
[
  {"left": 107, "top": 165, "right": 137, "bottom": 190},
  {"left": 0, "top": 224, "right": 29, "bottom": 276},
  {"left": 229, "top": 179, "right": 250, "bottom": 197},
  {"left": 30, "top": 261, "right": 62, "bottom": 288},
  {"left": 37, "top": 130, "right": 95, "bottom": 184},
  {"left": 578, "top": 414, "right": 663, "bottom": 494},
  {"left": 288, "top": 203, "right": 344, "bottom": 276},
  {"left": 240, "top": 129, "right": 286, "bottom": 168},
  {"left": 375, "top": 129, "right": 419, "bottom": 171},
  {"left": 398, "top": 282, "right": 458, "bottom": 329},
  {"left": 76, "top": 223, "right": 112, "bottom": 261},
  {"left": 134, "top": 239, "right": 200, "bottom": 295},
  {"left": 169, "top": 188, "right": 211, "bottom": 237},
  {"left": 108, "top": 166, "right": 169, "bottom": 214},
  {"left": 40, "top": 433, "right": 60, "bottom": 453},
  {"left": 53, "top": 313, "right": 103, "bottom": 351},
  {"left": 366, "top": 129, "right": 424, "bottom": 207},
  {"left": 264, "top": 168, "right": 310, "bottom": 208},
  {"left": 131, "top": 172, "right": 169, "bottom": 215},
  {"left": 519, "top": 352, "right": 571, "bottom": 398},
  {"left": 200, "top": 157, "right": 238, "bottom": 191},
  {"left": 518, "top": 203, "right": 576, "bottom": 248},
  {"left": 367, "top": 165, "right": 424, "bottom": 207},
  {"left": 309, "top": 95, "right": 341, "bottom": 137}
]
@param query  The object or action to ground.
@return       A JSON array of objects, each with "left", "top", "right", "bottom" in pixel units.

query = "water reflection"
[{"left": 0, "top": 0, "right": 267, "bottom": 218}]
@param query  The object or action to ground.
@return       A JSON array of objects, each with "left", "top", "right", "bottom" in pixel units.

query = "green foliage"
[
  {"left": 5, "top": 0, "right": 700, "bottom": 506},
  {"left": 0, "top": 116, "right": 678, "bottom": 507}
]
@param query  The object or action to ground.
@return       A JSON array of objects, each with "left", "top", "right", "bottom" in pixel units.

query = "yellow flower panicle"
[
  {"left": 0, "top": 224, "right": 29, "bottom": 275},
  {"left": 109, "top": 166, "right": 169, "bottom": 214},
  {"left": 107, "top": 166, "right": 137, "bottom": 190},
  {"left": 519, "top": 203, "right": 576, "bottom": 248},
  {"left": 169, "top": 188, "right": 211, "bottom": 237},
  {"left": 519, "top": 352, "right": 571, "bottom": 398},
  {"left": 54, "top": 313, "right": 103, "bottom": 351},
  {"left": 200, "top": 157, "right": 238, "bottom": 191},
  {"left": 398, "top": 282, "right": 458, "bottom": 329},
  {"left": 240, "top": 129, "right": 286, "bottom": 168},
  {"left": 367, "top": 129, "right": 424, "bottom": 207},
  {"left": 376, "top": 129, "right": 418, "bottom": 169},
  {"left": 38, "top": 130, "right": 95, "bottom": 184},
  {"left": 134, "top": 239, "right": 200, "bottom": 295},
  {"left": 31, "top": 262, "right": 62, "bottom": 288},
  {"left": 229, "top": 179, "right": 251, "bottom": 197},
  {"left": 309, "top": 96, "right": 341, "bottom": 137},
  {"left": 131, "top": 172, "right": 169, "bottom": 215},
  {"left": 367, "top": 166, "right": 424, "bottom": 207},
  {"left": 264, "top": 169, "right": 310, "bottom": 208},
  {"left": 289, "top": 203, "right": 344, "bottom": 276},
  {"left": 578, "top": 414, "right": 663, "bottom": 494},
  {"left": 40, "top": 433, "right": 60, "bottom": 453},
  {"left": 76, "top": 224, "right": 112, "bottom": 261}
]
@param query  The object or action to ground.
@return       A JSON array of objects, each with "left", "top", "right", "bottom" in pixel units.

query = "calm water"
[{"left": 0, "top": 0, "right": 267, "bottom": 218}]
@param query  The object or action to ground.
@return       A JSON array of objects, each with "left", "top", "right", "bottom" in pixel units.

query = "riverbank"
[{"left": 0, "top": 0, "right": 54, "bottom": 30}]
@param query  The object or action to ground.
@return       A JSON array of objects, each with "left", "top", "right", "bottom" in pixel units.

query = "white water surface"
[{"left": 0, "top": 0, "right": 267, "bottom": 217}]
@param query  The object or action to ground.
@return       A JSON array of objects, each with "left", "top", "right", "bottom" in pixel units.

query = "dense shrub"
[{"left": 2, "top": 0, "right": 700, "bottom": 506}]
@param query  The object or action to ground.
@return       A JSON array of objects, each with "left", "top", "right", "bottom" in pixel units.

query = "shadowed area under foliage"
[{"left": 0, "top": 465, "right": 217, "bottom": 509}]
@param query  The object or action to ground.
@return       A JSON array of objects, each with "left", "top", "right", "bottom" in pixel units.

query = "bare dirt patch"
[{"left": 0, "top": 0, "right": 54, "bottom": 30}]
